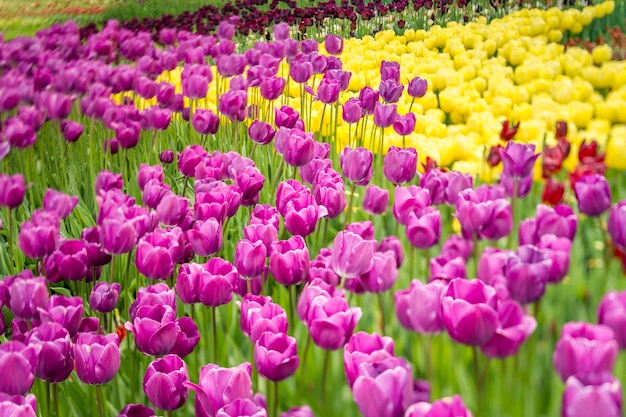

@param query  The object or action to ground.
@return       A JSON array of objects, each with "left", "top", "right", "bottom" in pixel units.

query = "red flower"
[
  {"left": 500, "top": 120, "right": 520, "bottom": 142},
  {"left": 542, "top": 178, "right": 565, "bottom": 206},
  {"left": 487, "top": 145, "right": 503, "bottom": 167},
  {"left": 542, "top": 145, "right": 564, "bottom": 178}
]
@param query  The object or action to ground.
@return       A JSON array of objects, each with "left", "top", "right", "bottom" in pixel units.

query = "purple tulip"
[
  {"left": 43, "top": 239, "right": 89, "bottom": 282},
  {"left": 254, "top": 331, "right": 299, "bottom": 382},
  {"left": 331, "top": 231, "right": 376, "bottom": 279},
  {"left": 217, "top": 399, "right": 267, "bottom": 417},
  {"left": 384, "top": 146, "right": 417, "bottom": 185},
  {"left": 574, "top": 174, "right": 612, "bottom": 217},
  {"left": 407, "top": 77, "right": 428, "bottom": 98},
  {"left": 89, "top": 282, "right": 121, "bottom": 314},
  {"left": 456, "top": 186, "right": 512, "bottom": 241},
  {"left": 130, "top": 283, "right": 177, "bottom": 322},
  {"left": 562, "top": 376, "right": 622, "bottom": 417},
  {"left": 3, "top": 117, "right": 36, "bottom": 149},
  {"left": 441, "top": 278, "right": 499, "bottom": 346},
  {"left": 38, "top": 295, "right": 84, "bottom": 337},
  {"left": 192, "top": 109, "right": 220, "bottom": 135},
  {"left": 269, "top": 236, "right": 309, "bottom": 286},
  {"left": 378, "top": 236, "right": 404, "bottom": 267},
  {"left": 0, "top": 341, "right": 37, "bottom": 395},
  {"left": 117, "top": 404, "right": 156, "bottom": 417},
  {"left": 499, "top": 141, "right": 540, "bottom": 179},
  {"left": 324, "top": 34, "right": 344, "bottom": 55},
  {"left": 340, "top": 147, "right": 373, "bottom": 186},
  {"left": 500, "top": 172, "right": 533, "bottom": 198},
  {"left": 395, "top": 280, "right": 446, "bottom": 334},
  {"left": 275, "top": 106, "right": 300, "bottom": 129},
  {"left": 393, "top": 185, "right": 431, "bottom": 226},
  {"left": 380, "top": 61, "right": 400, "bottom": 82},
  {"left": 362, "top": 185, "right": 389, "bottom": 215},
  {"left": 234, "top": 239, "right": 267, "bottom": 279},
  {"left": 520, "top": 204, "right": 578, "bottom": 245},
  {"left": 419, "top": 169, "right": 447, "bottom": 205},
  {"left": 536, "top": 234, "right": 572, "bottom": 283},
  {"left": 598, "top": 291, "right": 626, "bottom": 348},
  {"left": 143, "top": 354, "right": 189, "bottom": 411},
  {"left": 373, "top": 102, "right": 397, "bottom": 128},
  {"left": 135, "top": 228, "right": 180, "bottom": 280},
  {"left": 441, "top": 234, "right": 473, "bottom": 261},
  {"left": 406, "top": 207, "right": 442, "bottom": 249},
  {"left": 345, "top": 221, "right": 375, "bottom": 240},
  {"left": 608, "top": 201, "right": 626, "bottom": 248},
  {"left": 240, "top": 295, "right": 288, "bottom": 343},
  {"left": 444, "top": 171, "right": 473, "bottom": 206},
  {"left": 343, "top": 332, "right": 396, "bottom": 388},
  {"left": 18, "top": 209, "right": 60, "bottom": 259},
  {"left": 553, "top": 322, "right": 618, "bottom": 384},
  {"left": 0, "top": 174, "right": 25, "bottom": 209},
  {"left": 313, "top": 169, "right": 347, "bottom": 219},
  {"left": 342, "top": 98, "right": 363, "bottom": 124},
  {"left": 25, "top": 322, "right": 73, "bottom": 383},
  {"left": 404, "top": 395, "right": 473, "bottom": 417},
  {"left": 275, "top": 128, "right": 315, "bottom": 167},
  {"left": 127, "top": 304, "right": 178, "bottom": 356},
  {"left": 358, "top": 251, "right": 398, "bottom": 293},
  {"left": 307, "top": 293, "right": 361, "bottom": 350},
  {"left": 317, "top": 79, "right": 341, "bottom": 104},
  {"left": 5, "top": 270, "right": 49, "bottom": 320},
  {"left": 504, "top": 245, "right": 552, "bottom": 304},
  {"left": 0, "top": 393, "right": 37, "bottom": 417},
  {"left": 199, "top": 258, "right": 237, "bottom": 307},
  {"left": 248, "top": 121, "right": 276, "bottom": 146},
  {"left": 359, "top": 87, "right": 379, "bottom": 115},
  {"left": 74, "top": 332, "right": 120, "bottom": 385},
  {"left": 430, "top": 254, "right": 467, "bottom": 282},
  {"left": 185, "top": 218, "right": 223, "bottom": 257},
  {"left": 481, "top": 299, "right": 536, "bottom": 358},
  {"left": 160, "top": 150, "right": 174, "bottom": 164},
  {"left": 379, "top": 79, "right": 404, "bottom": 104}
]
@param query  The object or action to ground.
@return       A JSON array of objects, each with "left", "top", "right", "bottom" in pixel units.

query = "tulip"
[
  {"left": 481, "top": 299, "right": 537, "bottom": 358},
  {"left": 313, "top": 170, "right": 347, "bottom": 219},
  {"left": 240, "top": 295, "right": 288, "bottom": 343},
  {"left": 407, "top": 77, "right": 428, "bottom": 98},
  {"left": 186, "top": 218, "right": 223, "bottom": 257},
  {"left": 500, "top": 120, "right": 520, "bottom": 142},
  {"left": 89, "top": 282, "right": 121, "bottom": 314},
  {"left": 235, "top": 239, "right": 267, "bottom": 279},
  {"left": 43, "top": 239, "right": 89, "bottom": 282},
  {"left": 562, "top": 376, "right": 621, "bottom": 417},
  {"left": 5, "top": 270, "right": 49, "bottom": 320},
  {"left": 384, "top": 147, "right": 417, "bottom": 185},
  {"left": 598, "top": 291, "right": 626, "bottom": 348},
  {"left": 359, "top": 87, "right": 379, "bottom": 115},
  {"left": 38, "top": 295, "right": 84, "bottom": 337},
  {"left": 542, "top": 178, "right": 565, "bottom": 206},
  {"left": 343, "top": 332, "right": 396, "bottom": 387},
  {"left": 135, "top": 228, "right": 180, "bottom": 280},
  {"left": 0, "top": 174, "right": 25, "bottom": 209},
  {"left": 254, "top": 331, "right": 299, "bottom": 381},
  {"left": 536, "top": 234, "right": 572, "bottom": 283},
  {"left": 380, "top": 60, "right": 400, "bottom": 82},
  {"left": 404, "top": 395, "right": 473, "bottom": 417},
  {"left": 306, "top": 294, "right": 361, "bottom": 350},
  {"left": 394, "top": 280, "right": 446, "bottom": 334},
  {"left": 430, "top": 254, "right": 467, "bottom": 282},
  {"left": 393, "top": 185, "right": 431, "bottom": 226},
  {"left": 26, "top": 322, "right": 74, "bottom": 383},
  {"left": 275, "top": 106, "right": 300, "bottom": 129},
  {"left": 74, "top": 332, "right": 120, "bottom": 385},
  {"left": 420, "top": 169, "right": 447, "bottom": 206},
  {"left": 143, "top": 354, "right": 189, "bottom": 411},
  {"left": 216, "top": 399, "right": 267, "bottom": 417},
  {"left": 160, "top": 150, "right": 174, "bottom": 164},
  {"left": 317, "top": 79, "right": 341, "bottom": 104},
  {"left": 0, "top": 341, "right": 37, "bottom": 395},
  {"left": 441, "top": 279, "right": 499, "bottom": 346},
  {"left": 444, "top": 171, "right": 473, "bottom": 206},
  {"left": 346, "top": 221, "right": 375, "bottom": 240},
  {"left": 276, "top": 128, "right": 315, "bottom": 167},
  {"left": 130, "top": 283, "right": 177, "bottom": 322},
  {"left": 117, "top": 404, "right": 156, "bottom": 417},
  {"left": 18, "top": 209, "right": 60, "bottom": 259},
  {"left": 378, "top": 236, "right": 404, "bottom": 267},
  {"left": 499, "top": 142, "right": 540, "bottom": 179},
  {"left": 362, "top": 185, "right": 389, "bottom": 215},
  {"left": 504, "top": 245, "right": 552, "bottom": 304},
  {"left": 359, "top": 251, "right": 398, "bottom": 293},
  {"left": 192, "top": 109, "right": 220, "bottom": 135},
  {"left": 4, "top": 117, "right": 36, "bottom": 149},
  {"left": 127, "top": 304, "right": 178, "bottom": 356},
  {"left": 179, "top": 145, "right": 208, "bottom": 178},
  {"left": 608, "top": 201, "right": 626, "bottom": 248},
  {"left": 379, "top": 79, "right": 404, "bottom": 103},
  {"left": 199, "top": 258, "right": 238, "bottom": 307},
  {"left": 342, "top": 98, "right": 363, "bottom": 124},
  {"left": 269, "top": 236, "right": 309, "bottom": 287},
  {"left": 406, "top": 207, "right": 442, "bottom": 250},
  {"left": 553, "top": 322, "right": 618, "bottom": 384},
  {"left": 331, "top": 231, "right": 375, "bottom": 279},
  {"left": 324, "top": 34, "right": 344, "bottom": 55},
  {"left": 0, "top": 394, "right": 37, "bottom": 417},
  {"left": 573, "top": 174, "right": 611, "bottom": 217},
  {"left": 373, "top": 102, "right": 397, "bottom": 128},
  {"left": 520, "top": 204, "right": 578, "bottom": 245}
]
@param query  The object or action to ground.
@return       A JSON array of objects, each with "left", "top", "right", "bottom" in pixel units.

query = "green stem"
[
  {"left": 53, "top": 383, "right": 59, "bottom": 417},
  {"left": 473, "top": 346, "right": 482, "bottom": 417},
  {"left": 507, "top": 179, "right": 518, "bottom": 249},
  {"left": 287, "top": 285, "right": 295, "bottom": 335},
  {"left": 123, "top": 250, "right": 133, "bottom": 311},
  {"left": 7, "top": 208, "right": 15, "bottom": 274},
  {"left": 377, "top": 292, "right": 386, "bottom": 335},
  {"left": 273, "top": 381, "right": 279, "bottom": 417},
  {"left": 46, "top": 381, "right": 52, "bottom": 417},
  {"left": 345, "top": 182, "right": 357, "bottom": 225},
  {"left": 426, "top": 334, "right": 433, "bottom": 382},
  {"left": 321, "top": 350, "right": 331, "bottom": 410},
  {"left": 109, "top": 255, "right": 116, "bottom": 284},
  {"left": 212, "top": 306, "right": 218, "bottom": 364},
  {"left": 95, "top": 385, "right": 104, "bottom": 417}
]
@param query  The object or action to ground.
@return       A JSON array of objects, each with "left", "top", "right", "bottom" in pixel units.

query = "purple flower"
[
  {"left": 0, "top": 393, "right": 37, "bottom": 417},
  {"left": 430, "top": 254, "right": 467, "bottom": 282},
  {"left": 419, "top": 169, "right": 447, "bottom": 205},
  {"left": 574, "top": 174, "right": 612, "bottom": 217},
  {"left": 359, "top": 251, "right": 398, "bottom": 293},
  {"left": 186, "top": 218, "right": 223, "bottom": 257},
  {"left": 74, "top": 332, "right": 120, "bottom": 385},
  {"left": 0, "top": 174, "right": 25, "bottom": 209},
  {"left": 275, "top": 128, "right": 315, "bottom": 167},
  {"left": 455, "top": 186, "right": 512, "bottom": 241},
  {"left": 406, "top": 207, "right": 442, "bottom": 250},
  {"left": 5, "top": 271, "right": 49, "bottom": 320},
  {"left": 217, "top": 399, "right": 267, "bottom": 417},
  {"left": 407, "top": 77, "right": 428, "bottom": 98},
  {"left": 394, "top": 280, "right": 446, "bottom": 334},
  {"left": 317, "top": 79, "right": 341, "bottom": 104},
  {"left": 481, "top": 299, "right": 536, "bottom": 358},
  {"left": 598, "top": 291, "right": 626, "bottom": 348},
  {"left": 393, "top": 185, "right": 431, "bottom": 226},
  {"left": 254, "top": 331, "right": 299, "bottom": 381},
  {"left": 25, "top": 322, "right": 73, "bottom": 383},
  {"left": 240, "top": 295, "right": 288, "bottom": 343},
  {"left": 504, "top": 245, "right": 552, "bottom": 304},
  {"left": 404, "top": 395, "right": 472, "bottom": 417},
  {"left": 444, "top": 171, "right": 473, "bottom": 206},
  {"left": 38, "top": 295, "right": 84, "bottom": 337},
  {"left": 260, "top": 77, "right": 286, "bottom": 101},
  {"left": 127, "top": 304, "right": 178, "bottom": 356},
  {"left": 562, "top": 376, "right": 622, "bottom": 417},
  {"left": 117, "top": 404, "right": 156, "bottom": 417},
  {"left": 0, "top": 341, "right": 37, "bottom": 395},
  {"left": 359, "top": 87, "right": 379, "bottom": 115},
  {"left": 269, "top": 236, "right": 309, "bottom": 286},
  {"left": 280, "top": 406, "right": 314, "bottom": 417},
  {"left": 441, "top": 234, "right": 473, "bottom": 261},
  {"left": 135, "top": 228, "right": 180, "bottom": 280},
  {"left": 248, "top": 121, "right": 276, "bottom": 146},
  {"left": 343, "top": 332, "right": 396, "bottom": 388},
  {"left": 379, "top": 79, "right": 404, "bottom": 104},
  {"left": 340, "top": 147, "right": 373, "bottom": 186},
  {"left": 384, "top": 147, "right": 417, "bottom": 185},
  {"left": 235, "top": 239, "right": 267, "bottom": 279},
  {"left": 325, "top": 34, "right": 344, "bottom": 55},
  {"left": 43, "top": 239, "right": 89, "bottom": 282},
  {"left": 192, "top": 109, "right": 220, "bottom": 135},
  {"left": 380, "top": 61, "right": 400, "bottom": 82},
  {"left": 331, "top": 231, "right": 376, "bottom": 279},
  {"left": 608, "top": 201, "right": 626, "bottom": 249},
  {"left": 342, "top": 98, "right": 363, "bottom": 124},
  {"left": 378, "top": 236, "right": 404, "bottom": 267},
  {"left": 143, "top": 354, "right": 189, "bottom": 411},
  {"left": 373, "top": 102, "right": 397, "bottom": 128},
  {"left": 89, "top": 282, "right": 121, "bottom": 314},
  {"left": 130, "top": 283, "right": 176, "bottom": 322},
  {"left": 499, "top": 141, "right": 540, "bottom": 179},
  {"left": 553, "top": 322, "right": 618, "bottom": 384},
  {"left": 275, "top": 106, "right": 300, "bottom": 129},
  {"left": 520, "top": 204, "right": 578, "bottom": 244},
  {"left": 18, "top": 209, "right": 60, "bottom": 259},
  {"left": 441, "top": 278, "right": 499, "bottom": 346},
  {"left": 536, "top": 234, "right": 572, "bottom": 283},
  {"left": 306, "top": 294, "right": 361, "bottom": 350},
  {"left": 363, "top": 185, "right": 389, "bottom": 215}
]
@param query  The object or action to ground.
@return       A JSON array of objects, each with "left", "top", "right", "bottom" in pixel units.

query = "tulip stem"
[
  {"left": 287, "top": 285, "right": 295, "bottom": 335},
  {"left": 472, "top": 234, "right": 480, "bottom": 278},
  {"left": 109, "top": 255, "right": 116, "bottom": 283},
  {"left": 345, "top": 182, "right": 357, "bottom": 225},
  {"left": 507, "top": 179, "right": 518, "bottom": 249},
  {"left": 124, "top": 250, "right": 133, "bottom": 311},
  {"left": 46, "top": 381, "right": 52, "bottom": 417},
  {"left": 273, "top": 381, "right": 279, "bottom": 417},
  {"left": 472, "top": 346, "right": 483, "bottom": 417},
  {"left": 7, "top": 208, "right": 15, "bottom": 274},
  {"left": 212, "top": 306, "right": 218, "bottom": 364},
  {"left": 321, "top": 350, "right": 331, "bottom": 410},
  {"left": 53, "top": 383, "right": 59, "bottom": 417},
  {"left": 377, "top": 292, "right": 386, "bottom": 335},
  {"left": 426, "top": 334, "right": 433, "bottom": 382},
  {"left": 95, "top": 385, "right": 104, "bottom": 417},
  {"left": 182, "top": 177, "right": 189, "bottom": 198}
]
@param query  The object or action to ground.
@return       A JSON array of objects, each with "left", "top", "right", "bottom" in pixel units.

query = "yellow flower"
[
  {"left": 592, "top": 44, "right": 613, "bottom": 65},
  {"left": 606, "top": 126, "right": 626, "bottom": 169}
]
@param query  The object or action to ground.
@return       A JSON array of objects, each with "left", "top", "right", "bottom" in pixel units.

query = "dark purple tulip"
[
  {"left": 598, "top": 291, "right": 626, "bottom": 348},
  {"left": 43, "top": 189, "right": 79, "bottom": 219},
  {"left": 343, "top": 332, "right": 395, "bottom": 388},
  {"left": 331, "top": 231, "right": 375, "bottom": 279},
  {"left": 504, "top": 244, "right": 552, "bottom": 304},
  {"left": 255, "top": 331, "right": 299, "bottom": 382},
  {"left": 89, "top": 282, "right": 121, "bottom": 314},
  {"left": 275, "top": 106, "right": 300, "bottom": 129},
  {"left": 562, "top": 376, "right": 622, "bottom": 417},
  {"left": 60, "top": 120, "right": 84, "bottom": 142},
  {"left": 395, "top": 280, "right": 446, "bottom": 334},
  {"left": 359, "top": 87, "right": 380, "bottom": 115},
  {"left": 74, "top": 332, "right": 120, "bottom": 385},
  {"left": 175, "top": 263, "right": 206, "bottom": 305},
  {"left": 362, "top": 185, "right": 389, "bottom": 215},
  {"left": 0, "top": 341, "right": 37, "bottom": 395},
  {"left": 574, "top": 174, "right": 612, "bottom": 217},
  {"left": 430, "top": 254, "right": 467, "bottom": 282},
  {"left": 441, "top": 278, "right": 499, "bottom": 346},
  {"left": 307, "top": 294, "right": 361, "bottom": 350},
  {"left": 18, "top": 209, "right": 60, "bottom": 259},
  {"left": 481, "top": 299, "right": 536, "bottom": 358},
  {"left": 393, "top": 185, "right": 431, "bottom": 226},
  {"left": 553, "top": 322, "right": 618, "bottom": 385},
  {"left": 379, "top": 79, "right": 404, "bottom": 103},
  {"left": 444, "top": 171, "right": 473, "bottom": 206},
  {"left": 4, "top": 117, "right": 36, "bottom": 149},
  {"left": 103, "top": 137, "right": 119, "bottom": 155},
  {"left": 456, "top": 186, "right": 512, "bottom": 240},
  {"left": 420, "top": 169, "right": 447, "bottom": 205},
  {"left": 283, "top": 192, "right": 323, "bottom": 237},
  {"left": 26, "top": 322, "right": 73, "bottom": 382},
  {"left": 499, "top": 142, "right": 540, "bottom": 179},
  {"left": 404, "top": 395, "right": 472, "bottom": 417},
  {"left": 219, "top": 90, "right": 248, "bottom": 122},
  {"left": 248, "top": 121, "right": 276, "bottom": 146},
  {"left": 160, "top": 150, "right": 175, "bottom": 164},
  {"left": 38, "top": 295, "right": 84, "bottom": 337},
  {"left": 0, "top": 87, "right": 20, "bottom": 112},
  {"left": 340, "top": 147, "right": 373, "bottom": 186},
  {"left": 192, "top": 109, "right": 220, "bottom": 135},
  {"left": 240, "top": 295, "right": 288, "bottom": 343},
  {"left": 0, "top": 174, "right": 25, "bottom": 209},
  {"left": 115, "top": 121, "right": 141, "bottom": 149},
  {"left": 44, "top": 239, "right": 89, "bottom": 282},
  {"left": 342, "top": 98, "right": 363, "bottom": 124},
  {"left": 407, "top": 77, "right": 428, "bottom": 98},
  {"left": 95, "top": 170, "right": 123, "bottom": 195},
  {"left": 117, "top": 404, "right": 156, "bottom": 417},
  {"left": 384, "top": 146, "right": 417, "bottom": 185},
  {"left": 373, "top": 102, "right": 397, "bottom": 128},
  {"left": 127, "top": 304, "right": 178, "bottom": 356},
  {"left": 143, "top": 354, "right": 189, "bottom": 411}
]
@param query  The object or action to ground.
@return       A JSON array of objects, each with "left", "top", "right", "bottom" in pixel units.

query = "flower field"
[{"left": 1, "top": 0, "right": 626, "bottom": 416}]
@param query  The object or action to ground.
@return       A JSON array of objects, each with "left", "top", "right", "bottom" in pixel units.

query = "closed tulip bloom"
[
  {"left": 192, "top": 109, "right": 220, "bottom": 135},
  {"left": 407, "top": 77, "right": 428, "bottom": 98},
  {"left": 43, "top": 239, "right": 89, "bottom": 282},
  {"left": 175, "top": 263, "right": 206, "bottom": 305},
  {"left": 290, "top": 60, "right": 313, "bottom": 84},
  {"left": 341, "top": 147, "right": 373, "bottom": 186},
  {"left": 160, "top": 150, "right": 174, "bottom": 164},
  {"left": 362, "top": 185, "right": 389, "bottom": 215},
  {"left": 301, "top": 158, "right": 332, "bottom": 186},
  {"left": 248, "top": 120, "right": 275, "bottom": 146},
  {"left": 186, "top": 218, "right": 223, "bottom": 257},
  {"left": 574, "top": 174, "right": 611, "bottom": 217},
  {"left": 499, "top": 142, "right": 540, "bottom": 179},
  {"left": 279, "top": 128, "right": 315, "bottom": 167},
  {"left": 89, "top": 282, "right": 121, "bottom": 314},
  {"left": 394, "top": 279, "right": 446, "bottom": 334},
  {"left": 346, "top": 221, "right": 375, "bottom": 240},
  {"left": 359, "top": 87, "right": 380, "bottom": 115},
  {"left": 352, "top": 357, "right": 412, "bottom": 417},
  {"left": 143, "top": 354, "right": 189, "bottom": 411},
  {"left": 298, "top": 279, "right": 345, "bottom": 323},
  {"left": 562, "top": 376, "right": 622, "bottom": 417},
  {"left": 317, "top": 79, "right": 341, "bottom": 104},
  {"left": 481, "top": 299, "right": 537, "bottom": 358},
  {"left": 520, "top": 204, "right": 578, "bottom": 245},
  {"left": 127, "top": 304, "right": 178, "bottom": 356},
  {"left": 404, "top": 395, "right": 473, "bottom": 417},
  {"left": 283, "top": 193, "right": 324, "bottom": 237},
  {"left": 307, "top": 295, "right": 362, "bottom": 350},
  {"left": 378, "top": 236, "right": 404, "bottom": 267},
  {"left": 380, "top": 60, "right": 400, "bottom": 82},
  {"left": 199, "top": 257, "right": 237, "bottom": 307},
  {"left": 379, "top": 79, "right": 404, "bottom": 104},
  {"left": 38, "top": 295, "right": 84, "bottom": 337},
  {"left": 444, "top": 171, "right": 473, "bottom": 206},
  {"left": 598, "top": 291, "right": 626, "bottom": 348},
  {"left": 5, "top": 271, "right": 49, "bottom": 320},
  {"left": 441, "top": 234, "right": 473, "bottom": 261},
  {"left": 170, "top": 317, "right": 200, "bottom": 358},
  {"left": 342, "top": 98, "right": 363, "bottom": 124},
  {"left": 384, "top": 147, "right": 417, "bottom": 185},
  {"left": 0, "top": 174, "right": 25, "bottom": 209},
  {"left": 536, "top": 234, "right": 572, "bottom": 283},
  {"left": 269, "top": 236, "right": 309, "bottom": 286},
  {"left": 217, "top": 399, "right": 267, "bottom": 417},
  {"left": 0, "top": 341, "right": 38, "bottom": 395},
  {"left": 18, "top": 209, "right": 60, "bottom": 259},
  {"left": 420, "top": 169, "right": 447, "bottom": 205},
  {"left": 156, "top": 193, "right": 189, "bottom": 226},
  {"left": 504, "top": 245, "right": 552, "bottom": 304},
  {"left": 178, "top": 145, "right": 208, "bottom": 178},
  {"left": 373, "top": 102, "right": 397, "bottom": 128},
  {"left": 0, "top": 394, "right": 37, "bottom": 417},
  {"left": 360, "top": 251, "right": 398, "bottom": 293},
  {"left": 4, "top": 117, "right": 36, "bottom": 149},
  {"left": 441, "top": 278, "right": 499, "bottom": 346},
  {"left": 240, "top": 295, "right": 288, "bottom": 343},
  {"left": 274, "top": 106, "right": 300, "bottom": 129},
  {"left": 117, "top": 404, "right": 156, "bottom": 417},
  {"left": 235, "top": 239, "right": 267, "bottom": 279},
  {"left": 553, "top": 322, "right": 618, "bottom": 385},
  {"left": 259, "top": 76, "right": 285, "bottom": 101},
  {"left": 25, "top": 322, "right": 73, "bottom": 382},
  {"left": 343, "top": 332, "right": 395, "bottom": 388},
  {"left": 254, "top": 331, "right": 299, "bottom": 381},
  {"left": 406, "top": 207, "right": 441, "bottom": 249},
  {"left": 324, "top": 34, "right": 344, "bottom": 55},
  {"left": 185, "top": 362, "right": 254, "bottom": 417},
  {"left": 129, "top": 283, "right": 177, "bottom": 321},
  {"left": 331, "top": 231, "right": 376, "bottom": 279},
  {"left": 430, "top": 254, "right": 467, "bottom": 282},
  {"left": 74, "top": 332, "right": 120, "bottom": 385},
  {"left": 608, "top": 201, "right": 626, "bottom": 248},
  {"left": 135, "top": 229, "right": 180, "bottom": 280},
  {"left": 393, "top": 185, "right": 431, "bottom": 226},
  {"left": 500, "top": 172, "right": 533, "bottom": 198}
]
